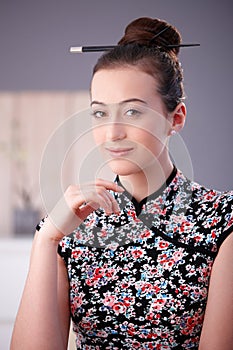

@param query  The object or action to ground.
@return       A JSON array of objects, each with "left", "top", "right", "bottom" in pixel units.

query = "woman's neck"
[{"left": 119, "top": 157, "right": 174, "bottom": 203}]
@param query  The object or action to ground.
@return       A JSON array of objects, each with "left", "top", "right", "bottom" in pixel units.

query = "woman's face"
[{"left": 90, "top": 67, "right": 172, "bottom": 176}]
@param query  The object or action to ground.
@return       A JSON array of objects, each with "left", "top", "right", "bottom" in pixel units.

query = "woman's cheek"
[{"left": 92, "top": 126, "right": 105, "bottom": 145}]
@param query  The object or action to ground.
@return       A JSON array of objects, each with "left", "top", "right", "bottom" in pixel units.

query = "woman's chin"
[{"left": 107, "top": 158, "right": 142, "bottom": 176}]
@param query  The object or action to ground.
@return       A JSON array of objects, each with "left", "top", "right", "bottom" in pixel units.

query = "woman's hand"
[{"left": 41, "top": 178, "right": 124, "bottom": 241}]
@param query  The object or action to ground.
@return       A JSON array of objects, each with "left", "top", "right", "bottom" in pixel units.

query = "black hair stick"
[
  {"left": 69, "top": 46, "right": 116, "bottom": 53},
  {"left": 69, "top": 43, "right": 200, "bottom": 53}
]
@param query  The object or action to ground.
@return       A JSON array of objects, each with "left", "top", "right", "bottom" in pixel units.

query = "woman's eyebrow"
[
  {"left": 90, "top": 100, "right": 106, "bottom": 107},
  {"left": 90, "top": 98, "right": 148, "bottom": 107},
  {"left": 119, "top": 98, "right": 148, "bottom": 105}
]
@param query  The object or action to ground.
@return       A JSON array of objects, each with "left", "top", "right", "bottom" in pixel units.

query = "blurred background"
[{"left": 0, "top": 0, "right": 232, "bottom": 348}]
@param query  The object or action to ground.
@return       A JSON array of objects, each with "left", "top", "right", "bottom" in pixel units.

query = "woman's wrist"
[{"left": 35, "top": 216, "right": 65, "bottom": 245}]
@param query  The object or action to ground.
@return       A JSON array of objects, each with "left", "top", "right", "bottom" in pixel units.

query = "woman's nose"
[{"left": 106, "top": 121, "right": 127, "bottom": 141}]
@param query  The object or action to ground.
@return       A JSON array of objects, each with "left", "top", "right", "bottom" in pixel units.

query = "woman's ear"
[{"left": 169, "top": 102, "right": 186, "bottom": 134}]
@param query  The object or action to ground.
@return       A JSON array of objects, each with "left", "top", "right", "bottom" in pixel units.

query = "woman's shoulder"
[
  {"left": 187, "top": 173, "right": 233, "bottom": 214},
  {"left": 176, "top": 170, "right": 233, "bottom": 250},
  {"left": 176, "top": 169, "right": 233, "bottom": 207}
]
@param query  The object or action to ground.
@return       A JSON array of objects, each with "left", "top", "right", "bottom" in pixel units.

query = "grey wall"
[{"left": 1, "top": 0, "right": 233, "bottom": 190}]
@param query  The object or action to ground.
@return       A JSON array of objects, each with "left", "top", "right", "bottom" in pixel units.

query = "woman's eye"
[
  {"left": 92, "top": 110, "right": 107, "bottom": 118},
  {"left": 125, "top": 109, "right": 141, "bottom": 117}
]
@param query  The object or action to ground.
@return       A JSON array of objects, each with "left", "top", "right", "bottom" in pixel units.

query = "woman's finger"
[{"left": 83, "top": 179, "right": 124, "bottom": 193}]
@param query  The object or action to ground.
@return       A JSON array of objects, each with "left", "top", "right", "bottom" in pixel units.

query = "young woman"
[{"left": 10, "top": 17, "right": 233, "bottom": 350}]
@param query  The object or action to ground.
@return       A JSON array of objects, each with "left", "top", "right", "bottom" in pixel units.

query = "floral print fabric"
[{"left": 56, "top": 168, "right": 233, "bottom": 349}]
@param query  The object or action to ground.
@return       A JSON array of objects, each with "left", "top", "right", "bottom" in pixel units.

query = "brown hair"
[{"left": 92, "top": 17, "right": 185, "bottom": 112}]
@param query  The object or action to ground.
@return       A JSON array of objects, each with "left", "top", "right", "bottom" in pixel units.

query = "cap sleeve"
[
  {"left": 57, "top": 235, "right": 74, "bottom": 266},
  {"left": 217, "top": 191, "right": 233, "bottom": 248}
]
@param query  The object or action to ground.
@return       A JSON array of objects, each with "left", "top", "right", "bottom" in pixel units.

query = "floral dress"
[{"left": 55, "top": 167, "right": 233, "bottom": 349}]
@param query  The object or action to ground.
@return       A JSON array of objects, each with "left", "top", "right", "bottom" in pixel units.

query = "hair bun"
[{"left": 118, "top": 17, "right": 182, "bottom": 56}]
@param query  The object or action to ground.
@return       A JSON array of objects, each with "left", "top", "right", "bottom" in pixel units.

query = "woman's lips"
[{"left": 105, "top": 147, "right": 134, "bottom": 157}]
